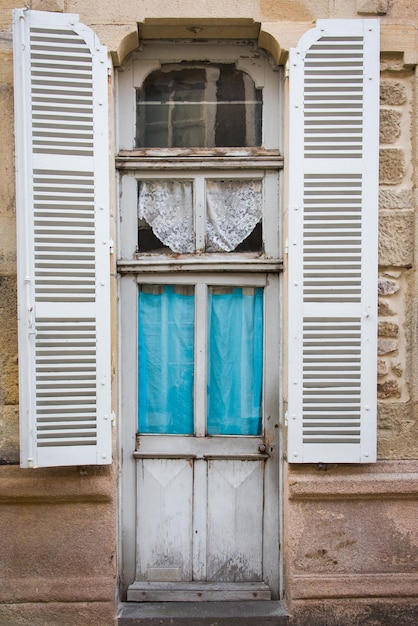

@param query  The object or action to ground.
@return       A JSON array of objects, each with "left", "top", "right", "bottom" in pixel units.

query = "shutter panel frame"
[
  {"left": 13, "top": 9, "right": 112, "bottom": 467},
  {"left": 287, "top": 19, "right": 379, "bottom": 464}
]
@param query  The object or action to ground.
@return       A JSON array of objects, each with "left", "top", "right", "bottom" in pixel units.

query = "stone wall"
[
  {"left": 0, "top": 1, "right": 19, "bottom": 465},
  {"left": 377, "top": 65, "right": 418, "bottom": 458}
]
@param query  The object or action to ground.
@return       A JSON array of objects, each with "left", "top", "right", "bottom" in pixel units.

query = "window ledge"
[
  {"left": 117, "top": 256, "right": 283, "bottom": 273},
  {"left": 116, "top": 148, "right": 283, "bottom": 170}
]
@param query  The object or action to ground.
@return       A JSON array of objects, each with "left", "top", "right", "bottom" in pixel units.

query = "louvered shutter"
[
  {"left": 13, "top": 9, "right": 111, "bottom": 467},
  {"left": 287, "top": 20, "right": 379, "bottom": 463}
]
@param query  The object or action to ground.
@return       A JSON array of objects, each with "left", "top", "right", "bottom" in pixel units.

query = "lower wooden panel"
[
  {"left": 136, "top": 459, "right": 193, "bottom": 581},
  {"left": 207, "top": 460, "right": 264, "bottom": 582}
]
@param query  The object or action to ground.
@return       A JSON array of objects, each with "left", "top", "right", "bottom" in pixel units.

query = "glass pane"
[
  {"left": 136, "top": 63, "right": 262, "bottom": 148},
  {"left": 207, "top": 287, "right": 263, "bottom": 435},
  {"left": 138, "top": 285, "right": 194, "bottom": 434},
  {"left": 138, "top": 180, "right": 194, "bottom": 253},
  {"left": 205, "top": 179, "right": 263, "bottom": 252}
]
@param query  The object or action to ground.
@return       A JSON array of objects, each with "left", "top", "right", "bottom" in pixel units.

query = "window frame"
[{"left": 117, "top": 40, "right": 284, "bottom": 596}]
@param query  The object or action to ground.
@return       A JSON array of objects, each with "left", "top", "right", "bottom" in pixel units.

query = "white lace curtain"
[{"left": 138, "top": 179, "right": 262, "bottom": 253}]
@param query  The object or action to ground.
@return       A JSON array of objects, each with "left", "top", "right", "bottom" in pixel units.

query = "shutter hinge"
[
  {"left": 284, "top": 239, "right": 289, "bottom": 254},
  {"left": 109, "top": 239, "right": 114, "bottom": 254},
  {"left": 285, "top": 60, "right": 289, "bottom": 78}
]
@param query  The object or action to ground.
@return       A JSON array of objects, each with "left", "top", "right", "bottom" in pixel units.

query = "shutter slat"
[
  {"left": 13, "top": 9, "right": 111, "bottom": 468},
  {"left": 288, "top": 19, "right": 379, "bottom": 464}
]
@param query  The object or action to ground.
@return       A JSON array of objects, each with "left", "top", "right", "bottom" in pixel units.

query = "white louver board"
[
  {"left": 13, "top": 9, "right": 111, "bottom": 467},
  {"left": 288, "top": 20, "right": 379, "bottom": 463}
]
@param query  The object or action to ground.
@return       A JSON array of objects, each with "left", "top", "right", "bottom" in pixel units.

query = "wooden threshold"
[{"left": 127, "top": 581, "right": 271, "bottom": 602}]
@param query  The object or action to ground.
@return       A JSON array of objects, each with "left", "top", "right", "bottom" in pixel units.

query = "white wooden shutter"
[
  {"left": 13, "top": 9, "right": 111, "bottom": 467},
  {"left": 288, "top": 19, "right": 379, "bottom": 463}
]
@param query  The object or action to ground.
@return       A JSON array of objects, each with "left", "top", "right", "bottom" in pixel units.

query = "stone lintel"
[
  {"left": 95, "top": 21, "right": 418, "bottom": 68},
  {"left": 139, "top": 17, "right": 260, "bottom": 39}
]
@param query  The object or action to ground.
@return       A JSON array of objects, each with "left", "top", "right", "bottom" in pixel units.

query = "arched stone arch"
[{"left": 109, "top": 18, "right": 308, "bottom": 67}]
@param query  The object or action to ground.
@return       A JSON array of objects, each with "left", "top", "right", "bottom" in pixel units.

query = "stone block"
[
  {"left": 377, "top": 379, "right": 401, "bottom": 399},
  {"left": 0, "top": 51, "right": 13, "bottom": 84},
  {"left": 378, "top": 279, "right": 399, "bottom": 296},
  {"left": 0, "top": 464, "right": 117, "bottom": 618},
  {"left": 378, "top": 211, "right": 414, "bottom": 267},
  {"left": 391, "top": 360, "right": 403, "bottom": 377},
  {"left": 378, "top": 403, "right": 418, "bottom": 458},
  {"left": 380, "top": 80, "right": 407, "bottom": 106},
  {"left": 289, "top": 598, "right": 418, "bottom": 626},
  {"left": 0, "top": 217, "right": 17, "bottom": 276},
  {"left": 0, "top": 3, "right": 21, "bottom": 34},
  {"left": 83, "top": 0, "right": 333, "bottom": 23},
  {"left": 379, "top": 188, "right": 414, "bottom": 210},
  {"left": 31, "top": 0, "right": 65, "bottom": 11},
  {"left": 377, "top": 359, "right": 389, "bottom": 376},
  {"left": 378, "top": 299, "right": 396, "bottom": 316},
  {"left": 0, "top": 405, "right": 19, "bottom": 464},
  {"left": 379, "top": 148, "right": 405, "bottom": 185},
  {"left": 382, "top": 269, "right": 401, "bottom": 279},
  {"left": 380, "top": 53, "right": 409, "bottom": 73},
  {"left": 0, "top": 501, "right": 115, "bottom": 590},
  {"left": 380, "top": 25, "right": 418, "bottom": 68},
  {"left": 357, "top": 0, "right": 388, "bottom": 14},
  {"left": 0, "top": 602, "right": 115, "bottom": 626},
  {"left": 0, "top": 84, "right": 16, "bottom": 216},
  {"left": 378, "top": 321, "right": 399, "bottom": 337},
  {"left": 379, "top": 108, "right": 401, "bottom": 144},
  {"left": 287, "top": 475, "right": 418, "bottom": 576},
  {"left": 0, "top": 276, "right": 18, "bottom": 406},
  {"left": 378, "top": 339, "right": 398, "bottom": 355}
]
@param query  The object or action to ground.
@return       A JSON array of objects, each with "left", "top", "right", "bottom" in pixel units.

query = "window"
[
  {"left": 136, "top": 62, "right": 262, "bottom": 148},
  {"left": 117, "top": 43, "right": 282, "bottom": 441}
]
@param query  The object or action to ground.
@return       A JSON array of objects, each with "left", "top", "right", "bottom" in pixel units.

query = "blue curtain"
[
  {"left": 138, "top": 286, "right": 194, "bottom": 434},
  {"left": 207, "top": 287, "right": 263, "bottom": 435}
]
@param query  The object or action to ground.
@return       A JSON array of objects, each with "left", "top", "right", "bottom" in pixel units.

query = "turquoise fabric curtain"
[
  {"left": 138, "top": 285, "right": 263, "bottom": 436},
  {"left": 138, "top": 286, "right": 194, "bottom": 434},
  {"left": 207, "top": 287, "right": 263, "bottom": 435}
]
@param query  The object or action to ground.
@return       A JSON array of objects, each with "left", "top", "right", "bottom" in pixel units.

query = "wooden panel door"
[{"left": 127, "top": 273, "right": 280, "bottom": 601}]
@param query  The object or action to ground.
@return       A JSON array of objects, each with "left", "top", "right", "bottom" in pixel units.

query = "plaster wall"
[{"left": 0, "top": 1, "right": 417, "bottom": 624}]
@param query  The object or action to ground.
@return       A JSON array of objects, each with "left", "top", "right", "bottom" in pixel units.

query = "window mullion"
[
  {"left": 263, "top": 170, "right": 280, "bottom": 258},
  {"left": 194, "top": 282, "right": 207, "bottom": 437},
  {"left": 195, "top": 175, "right": 206, "bottom": 252}
]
